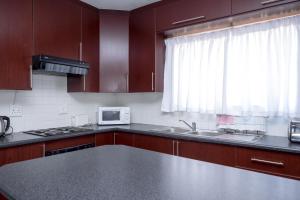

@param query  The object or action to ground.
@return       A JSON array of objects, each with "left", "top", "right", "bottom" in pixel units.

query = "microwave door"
[{"left": 102, "top": 111, "right": 120, "bottom": 122}]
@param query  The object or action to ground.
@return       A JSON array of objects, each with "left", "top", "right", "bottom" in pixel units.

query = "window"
[{"left": 162, "top": 15, "right": 300, "bottom": 118}]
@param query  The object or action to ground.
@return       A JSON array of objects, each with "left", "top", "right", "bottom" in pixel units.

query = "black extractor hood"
[{"left": 32, "top": 55, "right": 89, "bottom": 76}]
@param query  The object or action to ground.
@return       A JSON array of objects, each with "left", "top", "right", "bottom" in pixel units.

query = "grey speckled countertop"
[
  {"left": 1, "top": 123, "right": 300, "bottom": 154},
  {"left": 0, "top": 145, "right": 300, "bottom": 200}
]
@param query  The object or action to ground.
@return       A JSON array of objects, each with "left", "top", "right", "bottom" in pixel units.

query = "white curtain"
[{"left": 162, "top": 15, "right": 300, "bottom": 118}]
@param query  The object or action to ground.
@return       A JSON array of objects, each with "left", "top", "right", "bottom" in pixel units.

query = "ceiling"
[{"left": 80, "top": 0, "right": 161, "bottom": 11}]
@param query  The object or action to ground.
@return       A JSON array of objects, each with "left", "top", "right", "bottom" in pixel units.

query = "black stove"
[{"left": 23, "top": 127, "right": 93, "bottom": 137}]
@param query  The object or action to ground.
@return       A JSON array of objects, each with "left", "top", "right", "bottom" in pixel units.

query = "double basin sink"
[{"left": 149, "top": 127, "right": 263, "bottom": 143}]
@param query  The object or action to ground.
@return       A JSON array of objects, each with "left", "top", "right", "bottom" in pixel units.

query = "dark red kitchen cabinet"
[
  {"left": 34, "top": 0, "right": 81, "bottom": 60},
  {"left": 0, "top": 0, "right": 32, "bottom": 90},
  {"left": 114, "top": 132, "right": 135, "bottom": 146},
  {"left": 129, "top": 8, "right": 156, "bottom": 92},
  {"left": 95, "top": 132, "right": 114, "bottom": 146},
  {"left": 232, "top": 0, "right": 298, "bottom": 15},
  {"left": 0, "top": 143, "right": 44, "bottom": 166},
  {"left": 177, "top": 140, "right": 236, "bottom": 167},
  {"left": 99, "top": 10, "right": 129, "bottom": 93},
  {"left": 134, "top": 134, "right": 175, "bottom": 155},
  {"left": 236, "top": 147, "right": 300, "bottom": 179},
  {"left": 156, "top": 0, "right": 231, "bottom": 32},
  {"left": 68, "top": 4, "right": 100, "bottom": 92}
]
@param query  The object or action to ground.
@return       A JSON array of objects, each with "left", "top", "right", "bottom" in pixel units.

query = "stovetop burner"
[{"left": 23, "top": 127, "right": 93, "bottom": 137}]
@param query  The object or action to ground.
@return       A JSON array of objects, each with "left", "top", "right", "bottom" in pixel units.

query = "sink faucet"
[{"left": 179, "top": 120, "right": 197, "bottom": 132}]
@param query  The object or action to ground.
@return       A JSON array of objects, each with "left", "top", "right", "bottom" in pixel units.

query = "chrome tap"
[{"left": 179, "top": 120, "right": 197, "bottom": 132}]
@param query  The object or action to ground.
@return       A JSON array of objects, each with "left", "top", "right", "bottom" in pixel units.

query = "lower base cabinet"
[
  {"left": 95, "top": 132, "right": 114, "bottom": 146},
  {"left": 1, "top": 131, "right": 300, "bottom": 180},
  {"left": 134, "top": 134, "right": 174, "bottom": 155},
  {"left": 236, "top": 147, "right": 300, "bottom": 179},
  {"left": 177, "top": 140, "right": 236, "bottom": 167},
  {"left": 114, "top": 132, "right": 135, "bottom": 146},
  {"left": 0, "top": 143, "right": 44, "bottom": 166}
]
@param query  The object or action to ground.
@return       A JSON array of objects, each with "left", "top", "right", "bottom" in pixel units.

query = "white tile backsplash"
[{"left": 0, "top": 74, "right": 290, "bottom": 137}]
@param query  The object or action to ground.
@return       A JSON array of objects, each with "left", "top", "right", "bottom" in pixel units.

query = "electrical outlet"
[{"left": 10, "top": 105, "right": 23, "bottom": 117}]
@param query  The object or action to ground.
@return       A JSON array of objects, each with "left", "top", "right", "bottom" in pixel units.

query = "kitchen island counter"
[{"left": 0, "top": 145, "right": 299, "bottom": 200}]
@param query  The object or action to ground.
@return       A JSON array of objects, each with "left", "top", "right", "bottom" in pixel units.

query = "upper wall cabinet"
[
  {"left": 129, "top": 8, "right": 156, "bottom": 92},
  {"left": 156, "top": 0, "right": 231, "bottom": 32},
  {"left": 99, "top": 11, "right": 129, "bottom": 93},
  {"left": 0, "top": 0, "right": 32, "bottom": 90},
  {"left": 67, "top": 4, "right": 100, "bottom": 93},
  {"left": 129, "top": 7, "right": 165, "bottom": 92},
  {"left": 232, "top": 0, "right": 298, "bottom": 15},
  {"left": 33, "top": 0, "right": 81, "bottom": 60}
]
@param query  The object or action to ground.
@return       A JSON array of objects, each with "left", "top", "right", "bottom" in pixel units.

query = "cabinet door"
[
  {"left": 156, "top": 0, "right": 231, "bottom": 32},
  {"left": 68, "top": 4, "right": 100, "bottom": 92},
  {"left": 0, "top": 0, "right": 32, "bottom": 90},
  {"left": 134, "top": 134, "right": 175, "bottom": 155},
  {"left": 129, "top": 8, "right": 155, "bottom": 92},
  {"left": 95, "top": 133, "right": 114, "bottom": 146},
  {"left": 34, "top": 0, "right": 81, "bottom": 59},
  {"left": 232, "top": 0, "right": 297, "bottom": 15},
  {"left": 114, "top": 132, "right": 134, "bottom": 146},
  {"left": 99, "top": 11, "right": 129, "bottom": 93},
  {"left": 0, "top": 143, "right": 44, "bottom": 166},
  {"left": 178, "top": 140, "right": 236, "bottom": 166},
  {"left": 236, "top": 148, "right": 300, "bottom": 179}
]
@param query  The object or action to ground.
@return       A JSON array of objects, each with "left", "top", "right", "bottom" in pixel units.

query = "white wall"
[{"left": 0, "top": 75, "right": 289, "bottom": 137}]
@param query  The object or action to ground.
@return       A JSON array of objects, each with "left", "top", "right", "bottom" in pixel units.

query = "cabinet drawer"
[
  {"left": 45, "top": 135, "right": 94, "bottom": 151},
  {"left": 156, "top": 0, "right": 231, "bottom": 31},
  {"left": 232, "top": 0, "right": 298, "bottom": 15},
  {"left": 236, "top": 148, "right": 300, "bottom": 179}
]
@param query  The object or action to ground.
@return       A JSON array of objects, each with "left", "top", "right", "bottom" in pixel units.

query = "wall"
[
  {"left": 0, "top": 75, "right": 289, "bottom": 137},
  {"left": 0, "top": 75, "right": 118, "bottom": 132}
]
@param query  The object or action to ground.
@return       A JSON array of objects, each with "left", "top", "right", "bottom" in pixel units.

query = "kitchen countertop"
[
  {"left": 0, "top": 145, "right": 299, "bottom": 200},
  {"left": 1, "top": 123, "right": 300, "bottom": 154}
]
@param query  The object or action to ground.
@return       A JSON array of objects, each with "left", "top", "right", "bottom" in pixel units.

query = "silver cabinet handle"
[
  {"left": 172, "top": 16, "right": 205, "bottom": 25},
  {"left": 83, "top": 76, "right": 86, "bottom": 92},
  {"left": 30, "top": 65, "right": 32, "bottom": 89},
  {"left": 172, "top": 140, "right": 176, "bottom": 155},
  {"left": 251, "top": 158, "right": 284, "bottom": 167},
  {"left": 151, "top": 72, "right": 155, "bottom": 91},
  {"left": 176, "top": 141, "right": 179, "bottom": 156},
  {"left": 261, "top": 0, "right": 284, "bottom": 5},
  {"left": 126, "top": 74, "right": 129, "bottom": 92},
  {"left": 79, "top": 42, "right": 83, "bottom": 61}
]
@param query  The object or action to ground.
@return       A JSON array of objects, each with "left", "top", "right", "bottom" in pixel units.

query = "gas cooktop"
[{"left": 23, "top": 127, "right": 93, "bottom": 137}]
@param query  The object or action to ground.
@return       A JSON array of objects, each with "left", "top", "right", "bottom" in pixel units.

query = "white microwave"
[{"left": 97, "top": 107, "right": 130, "bottom": 125}]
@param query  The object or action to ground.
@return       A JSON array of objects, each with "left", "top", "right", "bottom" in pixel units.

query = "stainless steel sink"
[
  {"left": 149, "top": 127, "right": 263, "bottom": 143},
  {"left": 184, "top": 130, "right": 263, "bottom": 142},
  {"left": 149, "top": 127, "right": 190, "bottom": 134}
]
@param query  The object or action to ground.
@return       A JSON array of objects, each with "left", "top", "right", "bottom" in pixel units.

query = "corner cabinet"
[
  {"left": 99, "top": 11, "right": 129, "bottom": 93},
  {"left": 0, "top": 0, "right": 33, "bottom": 90},
  {"left": 155, "top": 0, "right": 231, "bottom": 32},
  {"left": 67, "top": 4, "right": 100, "bottom": 92}
]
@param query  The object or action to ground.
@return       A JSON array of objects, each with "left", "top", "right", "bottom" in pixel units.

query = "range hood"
[{"left": 32, "top": 55, "right": 89, "bottom": 76}]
